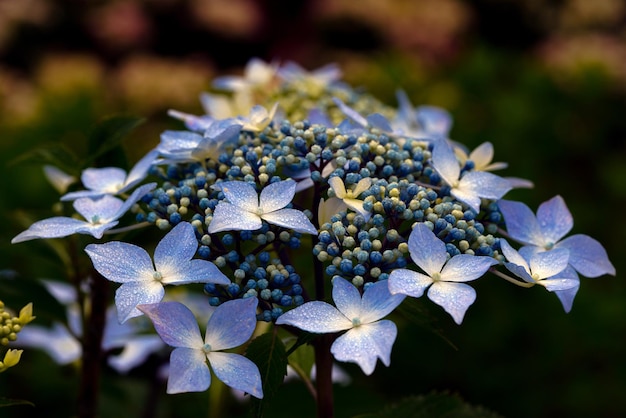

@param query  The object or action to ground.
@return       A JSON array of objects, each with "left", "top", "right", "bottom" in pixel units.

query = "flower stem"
[
  {"left": 77, "top": 270, "right": 109, "bottom": 418},
  {"left": 314, "top": 334, "right": 334, "bottom": 418}
]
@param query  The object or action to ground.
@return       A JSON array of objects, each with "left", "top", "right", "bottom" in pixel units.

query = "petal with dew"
[
  {"left": 85, "top": 241, "right": 154, "bottom": 283},
  {"left": 167, "top": 347, "right": 211, "bottom": 394},
  {"left": 407, "top": 223, "right": 446, "bottom": 277},
  {"left": 219, "top": 181, "right": 259, "bottom": 212},
  {"left": 137, "top": 301, "right": 203, "bottom": 348},
  {"left": 498, "top": 200, "right": 544, "bottom": 246},
  {"left": 331, "top": 277, "right": 361, "bottom": 321},
  {"left": 275, "top": 301, "right": 352, "bottom": 333},
  {"left": 331, "top": 320, "right": 397, "bottom": 375},
  {"left": 205, "top": 298, "right": 258, "bottom": 351},
  {"left": 388, "top": 269, "right": 433, "bottom": 298},
  {"left": 427, "top": 281, "right": 476, "bottom": 325},
  {"left": 259, "top": 180, "right": 295, "bottom": 213},
  {"left": 116, "top": 281, "right": 164, "bottom": 323},
  {"left": 209, "top": 202, "right": 262, "bottom": 233},
  {"left": 440, "top": 254, "right": 498, "bottom": 283},
  {"left": 359, "top": 280, "right": 405, "bottom": 324},
  {"left": 209, "top": 352, "right": 263, "bottom": 398},
  {"left": 557, "top": 234, "right": 615, "bottom": 277},
  {"left": 261, "top": 209, "right": 317, "bottom": 234},
  {"left": 536, "top": 195, "right": 573, "bottom": 244}
]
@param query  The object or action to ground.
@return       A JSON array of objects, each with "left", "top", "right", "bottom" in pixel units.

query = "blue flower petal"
[
  {"left": 407, "top": 223, "right": 447, "bottom": 277},
  {"left": 205, "top": 298, "right": 258, "bottom": 351},
  {"left": 557, "top": 234, "right": 616, "bottom": 277},
  {"left": 261, "top": 208, "right": 317, "bottom": 234},
  {"left": 427, "top": 281, "right": 476, "bottom": 325},
  {"left": 331, "top": 320, "right": 397, "bottom": 375},
  {"left": 275, "top": 301, "right": 352, "bottom": 333},
  {"left": 167, "top": 347, "right": 211, "bottom": 394},
  {"left": 209, "top": 352, "right": 263, "bottom": 398},
  {"left": 259, "top": 180, "right": 295, "bottom": 213},
  {"left": 359, "top": 280, "right": 405, "bottom": 325},
  {"left": 137, "top": 301, "right": 203, "bottom": 348}
]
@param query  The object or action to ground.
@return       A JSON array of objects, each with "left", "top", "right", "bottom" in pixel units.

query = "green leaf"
[
  {"left": 352, "top": 391, "right": 504, "bottom": 418},
  {"left": 285, "top": 338, "right": 315, "bottom": 383},
  {"left": 245, "top": 331, "right": 288, "bottom": 418},
  {"left": 0, "top": 397, "right": 34, "bottom": 408},
  {"left": 85, "top": 115, "right": 145, "bottom": 164},
  {"left": 397, "top": 298, "right": 457, "bottom": 350}
]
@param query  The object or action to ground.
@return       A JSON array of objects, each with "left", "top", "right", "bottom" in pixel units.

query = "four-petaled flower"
[
  {"left": 320, "top": 176, "right": 372, "bottom": 224},
  {"left": 499, "top": 239, "right": 580, "bottom": 312},
  {"left": 138, "top": 298, "right": 263, "bottom": 397},
  {"left": 85, "top": 221, "right": 229, "bottom": 323},
  {"left": 276, "top": 277, "right": 405, "bottom": 375},
  {"left": 431, "top": 140, "right": 512, "bottom": 213},
  {"left": 388, "top": 223, "right": 498, "bottom": 324},
  {"left": 60, "top": 149, "right": 159, "bottom": 201},
  {"left": 208, "top": 179, "right": 317, "bottom": 235},
  {"left": 11, "top": 183, "right": 156, "bottom": 243},
  {"left": 498, "top": 195, "right": 615, "bottom": 278}
]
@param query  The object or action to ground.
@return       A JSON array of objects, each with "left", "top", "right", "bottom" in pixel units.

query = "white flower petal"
[
  {"left": 275, "top": 301, "right": 352, "bottom": 333},
  {"left": 427, "top": 281, "right": 476, "bottom": 325},
  {"left": 209, "top": 352, "right": 263, "bottom": 398},
  {"left": 167, "top": 347, "right": 211, "bottom": 394},
  {"left": 331, "top": 320, "right": 397, "bottom": 375}
]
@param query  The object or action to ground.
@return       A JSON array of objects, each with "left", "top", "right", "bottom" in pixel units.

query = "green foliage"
[
  {"left": 0, "top": 397, "right": 34, "bottom": 408},
  {"left": 84, "top": 115, "right": 145, "bottom": 167},
  {"left": 397, "top": 297, "right": 457, "bottom": 350},
  {"left": 245, "top": 331, "right": 288, "bottom": 418}
]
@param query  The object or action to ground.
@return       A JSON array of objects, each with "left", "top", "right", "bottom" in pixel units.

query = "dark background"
[{"left": 0, "top": 0, "right": 624, "bottom": 417}]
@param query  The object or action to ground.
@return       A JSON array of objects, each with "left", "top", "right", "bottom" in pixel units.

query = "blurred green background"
[{"left": 0, "top": 0, "right": 624, "bottom": 417}]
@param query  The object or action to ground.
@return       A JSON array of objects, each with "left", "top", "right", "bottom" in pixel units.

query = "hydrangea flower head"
[
  {"left": 60, "top": 149, "right": 159, "bottom": 201},
  {"left": 498, "top": 196, "right": 615, "bottom": 278},
  {"left": 85, "top": 221, "right": 230, "bottom": 323},
  {"left": 208, "top": 179, "right": 317, "bottom": 235},
  {"left": 11, "top": 183, "right": 156, "bottom": 243},
  {"left": 276, "top": 277, "right": 405, "bottom": 375},
  {"left": 431, "top": 140, "right": 512, "bottom": 213},
  {"left": 388, "top": 223, "right": 498, "bottom": 324},
  {"left": 138, "top": 298, "right": 263, "bottom": 397},
  {"left": 393, "top": 90, "right": 452, "bottom": 140}
]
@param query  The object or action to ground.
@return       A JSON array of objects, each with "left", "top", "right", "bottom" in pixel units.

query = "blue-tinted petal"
[
  {"left": 432, "top": 141, "right": 460, "bottom": 187},
  {"left": 529, "top": 248, "right": 569, "bottom": 279},
  {"left": 137, "top": 301, "right": 203, "bottom": 348},
  {"left": 441, "top": 254, "right": 498, "bottom": 282},
  {"left": 557, "top": 234, "right": 616, "bottom": 277},
  {"left": 275, "top": 301, "right": 352, "bottom": 333},
  {"left": 11, "top": 217, "right": 89, "bottom": 243},
  {"left": 366, "top": 113, "right": 392, "bottom": 132},
  {"left": 167, "top": 347, "right": 211, "bottom": 394},
  {"left": 458, "top": 171, "right": 511, "bottom": 200},
  {"left": 333, "top": 98, "right": 368, "bottom": 127},
  {"left": 124, "top": 149, "right": 159, "bottom": 192},
  {"left": 154, "top": 222, "right": 197, "bottom": 272},
  {"left": 551, "top": 267, "right": 580, "bottom": 313},
  {"left": 388, "top": 269, "right": 433, "bottom": 298},
  {"left": 85, "top": 241, "right": 153, "bottom": 283},
  {"left": 359, "top": 280, "right": 405, "bottom": 324},
  {"left": 427, "top": 282, "right": 476, "bottom": 325},
  {"left": 261, "top": 209, "right": 317, "bottom": 234},
  {"left": 205, "top": 298, "right": 258, "bottom": 351},
  {"left": 259, "top": 180, "right": 295, "bottom": 213},
  {"left": 208, "top": 201, "right": 262, "bottom": 233},
  {"left": 416, "top": 105, "right": 452, "bottom": 137},
  {"left": 406, "top": 223, "right": 446, "bottom": 277},
  {"left": 220, "top": 181, "right": 259, "bottom": 212},
  {"left": 74, "top": 196, "right": 123, "bottom": 222},
  {"left": 331, "top": 320, "right": 397, "bottom": 375},
  {"left": 497, "top": 199, "right": 543, "bottom": 246},
  {"left": 117, "top": 281, "right": 164, "bottom": 323},
  {"left": 112, "top": 183, "right": 157, "bottom": 221},
  {"left": 208, "top": 352, "right": 263, "bottom": 398},
  {"left": 331, "top": 277, "right": 361, "bottom": 321},
  {"left": 536, "top": 195, "right": 573, "bottom": 244}
]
